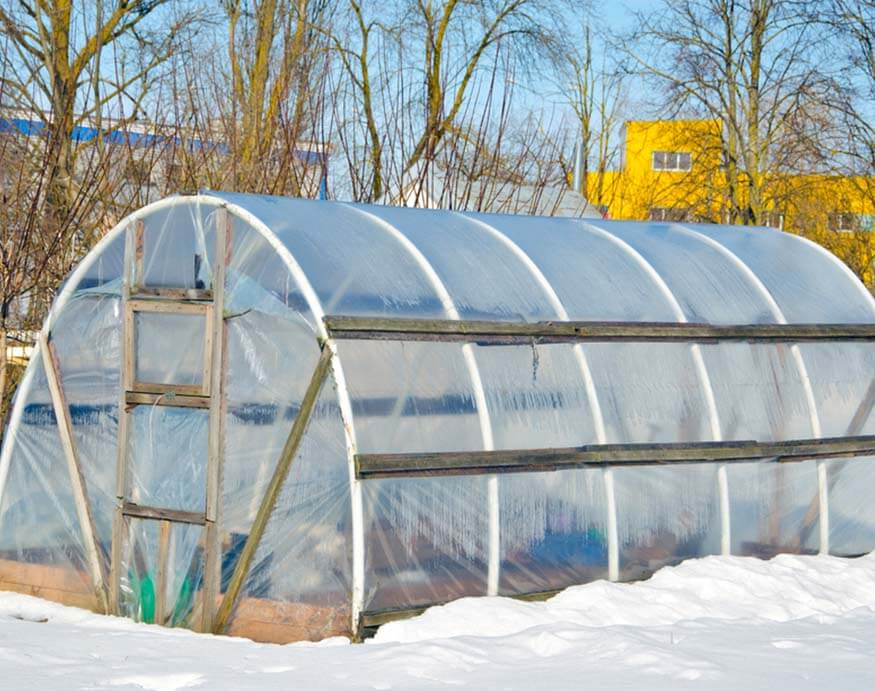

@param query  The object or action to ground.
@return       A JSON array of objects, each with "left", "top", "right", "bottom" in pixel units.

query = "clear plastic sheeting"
[
  {"left": 0, "top": 355, "right": 96, "bottom": 609},
  {"left": 362, "top": 475, "right": 490, "bottom": 612},
  {"left": 499, "top": 468, "right": 608, "bottom": 594},
  {"left": 827, "top": 458, "right": 875, "bottom": 556},
  {"left": 226, "top": 383, "right": 352, "bottom": 642},
  {"left": 337, "top": 340, "right": 482, "bottom": 455},
  {"left": 133, "top": 311, "right": 207, "bottom": 388},
  {"left": 119, "top": 517, "right": 204, "bottom": 627},
  {"left": 728, "top": 462, "right": 820, "bottom": 557},
  {"left": 615, "top": 465, "right": 722, "bottom": 581},
  {"left": 127, "top": 406, "right": 208, "bottom": 512},
  {"left": 48, "top": 291, "right": 122, "bottom": 549},
  {"left": 0, "top": 191, "right": 873, "bottom": 645}
]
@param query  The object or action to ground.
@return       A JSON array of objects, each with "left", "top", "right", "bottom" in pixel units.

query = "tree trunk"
[{"left": 0, "top": 328, "right": 7, "bottom": 447}]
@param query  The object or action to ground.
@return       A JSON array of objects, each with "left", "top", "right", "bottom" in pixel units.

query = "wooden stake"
[
  {"left": 154, "top": 520, "right": 171, "bottom": 625},
  {"left": 111, "top": 224, "right": 135, "bottom": 614},
  {"left": 133, "top": 219, "right": 145, "bottom": 292},
  {"left": 212, "top": 345, "right": 333, "bottom": 634},
  {"left": 200, "top": 209, "right": 230, "bottom": 633},
  {"left": 40, "top": 333, "right": 108, "bottom": 612}
]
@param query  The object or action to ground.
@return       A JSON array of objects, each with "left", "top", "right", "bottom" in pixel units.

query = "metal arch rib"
[
  {"left": 214, "top": 199, "right": 368, "bottom": 635},
  {"left": 578, "top": 221, "right": 727, "bottom": 554},
  {"left": 790, "top": 231, "right": 875, "bottom": 312},
  {"left": 672, "top": 222, "right": 832, "bottom": 553},
  {"left": 337, "top": 204, "right": 501, "bottom": 596},
  {"left": 451, "top": 212, "right": 618, "bottom": 580}
]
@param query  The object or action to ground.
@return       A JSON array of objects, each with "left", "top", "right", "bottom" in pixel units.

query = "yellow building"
[{"left": 587, "top": 119, "right": 875, "bottom": 287}]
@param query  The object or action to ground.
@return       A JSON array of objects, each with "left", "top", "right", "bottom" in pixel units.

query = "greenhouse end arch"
[{"left": 1, "top": 191, "right": 874, "bottom": 643}]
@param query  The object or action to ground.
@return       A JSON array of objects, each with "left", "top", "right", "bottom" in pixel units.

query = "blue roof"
[{"left": 0, "top": 115, "right": 321, "bottom": 162}]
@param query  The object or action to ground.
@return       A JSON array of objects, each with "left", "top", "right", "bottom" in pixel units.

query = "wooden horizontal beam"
[
  {"left": 324, "top": 315, "right": 875, "bottom": 345},
  {"left": 129, "top": 382, "right": 208, "bottom": 397},
  {"left": 131, "top": 287, "right": 213, "bottom": 302},
  {"left": 128, "top": 298, "right": 212, "bottom": 316},
  {"left": 121, "top": 502, "right": 206, "bottom": 525},
  {"left": 355, "top": 434, "right": 875, "bottom": 479},
  {"left": 125, "top": 391, "right": 211, "bottom": 410}
]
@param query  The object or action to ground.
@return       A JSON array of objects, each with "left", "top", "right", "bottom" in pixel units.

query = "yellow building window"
[
  {"left": 829, "top": 212, "right": 871, "bottom": 232},
  {"left": 761, "top": 211, "right": 784, "bottom": 230},
  {"left": 652, "top": 151, "right": 692, "bottom": 172}
]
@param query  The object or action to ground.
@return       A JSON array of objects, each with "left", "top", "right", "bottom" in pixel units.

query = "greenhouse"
[{"left": 1, "top": 191, "right": 874, "bottom": 643}]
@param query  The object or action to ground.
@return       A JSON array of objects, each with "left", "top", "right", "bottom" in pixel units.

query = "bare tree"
[
  {"left": 333, "top": 0, "right": 562, "bottom": 202},
  {"left": 623, "top": 0, "right": 836, "bottom": 225},
  {"left": 0, "top": 1, "right": 193, "bottom": 441},
  {"left": 557, "top": 22, "right": 625, "bottom": 212}
]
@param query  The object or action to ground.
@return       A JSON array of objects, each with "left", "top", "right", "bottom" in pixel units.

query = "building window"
[
  {"left": 652, "top": 151, "right": 692, "bottom": 172},
  {"left": 761, "top": 211, "right": 784, "bottom": 230},
  {"left": 829, "top": 212, "right": 865, "bottom": 232},
  {"left": 649, "top": 206, "right": 691, "bottom": 222}
]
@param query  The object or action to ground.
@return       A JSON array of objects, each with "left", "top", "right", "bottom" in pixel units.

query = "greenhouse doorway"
[{"left": 109, "top": 215, "right": 230, "bottom": 633}]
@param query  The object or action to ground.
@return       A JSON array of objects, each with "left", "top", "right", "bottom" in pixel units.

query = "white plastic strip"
[
  {"left": 455, "top": 213, "right": 617, "bottom": 579},
  {"left": 580, "top": 221, "right": 726, "bottom": 556},
  {"left": 340, "top": 205, "right": 501, "bottom": 595},
  {"left": 674, "top": 223, "right": 827, "bottom": 552}
]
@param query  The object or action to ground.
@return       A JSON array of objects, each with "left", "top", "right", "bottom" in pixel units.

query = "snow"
[{"left": 4, "top": 554, "right": 875, "bottom": 689}]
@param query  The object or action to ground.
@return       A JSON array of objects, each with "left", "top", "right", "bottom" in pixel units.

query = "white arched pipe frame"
[
  {"left": 579, "top": 222, "right": 727, "bottom": 555},
  {"left": 339, "top": 205, "right": 501, "bottom": 595},
  {"left": 200, "top": 198, "right": 367, "bottom": 633},
  {"left": 454, "top": 213, "right": 617, "bottom": 580},
  {"left": 671, "top": 224, "right": 825, "bottom": 552},
  {"left": 674, "top": 224, "right": 875, "bottom": 554},
  {"left": 0, "top": 196, "right": 189, "bottom": 513},
  {"left": 792, "top": 233, "right": 875, "bottom": 551}
]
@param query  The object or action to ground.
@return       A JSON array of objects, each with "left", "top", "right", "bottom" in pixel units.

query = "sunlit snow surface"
[{"left": 4, "top": 554, "right": 875, "bottom": 689}]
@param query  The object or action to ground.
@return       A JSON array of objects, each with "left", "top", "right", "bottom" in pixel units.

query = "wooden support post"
[
  {"left": 154, "top": 520, "right": 171, "bottom": 625},
  {"left": 40, "top": 333, "right": 108, "bottom": 612},
  {"left": 111, "top": 224, "right": 135, "bottom": 614},
  {"left": 200, "top": 209, "right": 231, "bottom": 633},
  {"left": 212, "top": 345, "right": 334, "bottom": 634}
]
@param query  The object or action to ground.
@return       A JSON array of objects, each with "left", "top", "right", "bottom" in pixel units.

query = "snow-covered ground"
[{"left": 4, "top": 554, "right": 875, "bottom": 689}]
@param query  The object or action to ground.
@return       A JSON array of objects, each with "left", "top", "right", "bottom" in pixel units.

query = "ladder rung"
[
  {"left": 122, "top": 501, "right": 206, "bottom": 525},
  {"left": 125, "top": 391, "right": 211, "bottom": 409},
  {"left": 131, "top": 287, "right": 213, "bottom": 302}
]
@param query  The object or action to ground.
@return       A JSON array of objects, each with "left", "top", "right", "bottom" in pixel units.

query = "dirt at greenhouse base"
[{"left": 4, "top": 554, "right": 875, "bottom": 690}]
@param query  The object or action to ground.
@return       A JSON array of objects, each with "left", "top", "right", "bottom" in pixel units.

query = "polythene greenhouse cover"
[{"left": 0, "top": 191, "right": 874, "bottom": 642}]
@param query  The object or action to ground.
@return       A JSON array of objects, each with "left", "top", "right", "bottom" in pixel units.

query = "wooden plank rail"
[
  {"left": 122, "top": 502, "right": 206, "bottom": 526},
  {"left": 132, "top": 287, "right": 213, "bottom": 302},
  {"left": 40, "top": 333, "right": 109, "bottom": 612},
  {"left": 125, "top": 391, "right": 211, "bottom": 410},
  {"left": 324, "top": 315, "right": 875, "bottom": 345},
  {"left": 355, "top": 435, "right": 875, "bottom": 479}
]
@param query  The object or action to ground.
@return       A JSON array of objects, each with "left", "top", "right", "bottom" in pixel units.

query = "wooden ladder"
[{"left": 109, "top": 210, "right": 231, "bottom": 632}]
